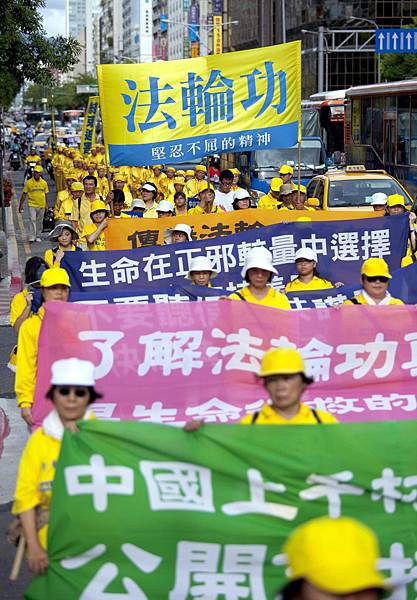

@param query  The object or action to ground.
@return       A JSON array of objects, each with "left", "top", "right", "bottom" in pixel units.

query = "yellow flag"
[{"left": 80, "top": 96, "right": 99, "bottom": 156}]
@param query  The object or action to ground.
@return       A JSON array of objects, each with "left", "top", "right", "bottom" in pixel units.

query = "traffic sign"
[
  {"left": 375, "top": 28, "right": 417, "bottom": 54},
  {"left": 76, "top": 84, "right": 99, "bottom": 94}
]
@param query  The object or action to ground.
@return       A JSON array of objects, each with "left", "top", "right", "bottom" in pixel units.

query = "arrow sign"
[{"left": 376, "top": 28, "right": 417, "bottom": 54}]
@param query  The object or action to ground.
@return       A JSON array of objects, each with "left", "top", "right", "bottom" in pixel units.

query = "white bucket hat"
[
  {"left": 234, "top": 188, "right": 251, "bottom": 200},
  {"left": 50, "top": 358, "right": 96, "bottom": 386},
  {"left": 371, "top": 192, "right": 388, "bottom": 206},
  {"left": 295, "top": 247, "right": 317, "bottom": 262},
  {"left": 131, "top": 198, "right": 146, "bottom": 209},
  {"left": 186, "top": 256, "right": 218, "bottom": 280},
  {"left": 157, "top": 200, "right": 175, "bottom": 213},
  {"left": 165, "top": 223, "right": 193, "bottom": 243},
  {"left": 241, "top": 246, "right": 278, "bottom": 278}
]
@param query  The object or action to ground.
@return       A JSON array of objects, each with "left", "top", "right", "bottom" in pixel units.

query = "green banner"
[{"left": 26, "top": 421, "right": 417, "bottom": 599}]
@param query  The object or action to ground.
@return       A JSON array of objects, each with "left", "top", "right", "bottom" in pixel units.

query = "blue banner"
[{"left": 62, "top": 215, "right": 409, "bottom": 293}]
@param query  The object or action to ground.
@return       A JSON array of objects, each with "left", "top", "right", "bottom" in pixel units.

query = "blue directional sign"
[{"left": 376, "top": 29, "right": 417, "bottom": 54}]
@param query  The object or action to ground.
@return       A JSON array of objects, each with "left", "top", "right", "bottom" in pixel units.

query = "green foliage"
[
  {"left": 24, "top": 73, "right": 98, "bottom": 111},
  {"left": 380, "top": 18, "right": 417, "bottom": 82},
  {"left": 0, "top": 0, "right": 81, "bottom": 108}
]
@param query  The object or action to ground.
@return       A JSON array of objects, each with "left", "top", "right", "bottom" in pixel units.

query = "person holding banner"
[
  {"left": 15, "top": 268, "right": 71, "bottom": 426},
  {"left": 385, "top": 194, "right": 417, "bottom": 266},
  {"left": 279, "top": 516, "right": 388, "bottom": 600},
  {"left": 285, "top": 248, "right": 342, "bottom": 292},
  {"left": 10, "top": 257, "right": 48, "bottom": 333},
  {"left": 156, "top": 200, "right": 175, "bottom": 217},
  {"left": 344, "top": 258, "right": 403, "bottom": 306},
  {"left": 186, "top": 256, "right": 218, "bottom": 287},
  {"left": 44, "top": 220, "right": 81, "bottom": 268},
  {"left": 12, "top": 358, "right": 99, "bottom": 574},
  {"left": 279, "top": 184, "right": 297, "bottom": 210},
  {"left": 241, "top": 347, "right": 337, "bottom": 425},
  {"left": 81, "top": 200, "right": 109, "bottom": 250},
  {"left": 229, "top": 247, "right": 291, "bottom": 309},
  {"left": 232, "top": 188, "right": 252, "bottom": 210},
  {"left": 165, "top": 223, "right": 193, "bottom": 244},
  {"left": 188, "top": 184, "right": 224, "bottom": 215},
  {"left": 257, "top": 178, "right": 283, "bottom": 210},
  {"left": 141, "top": 182, "right": 160, "bottom": 218},
  {"left": 214, "top": 169, "right": 235, "bottom": 211},
  {"left": 173, "top": 190, "right": 188, "bottom": 216}
]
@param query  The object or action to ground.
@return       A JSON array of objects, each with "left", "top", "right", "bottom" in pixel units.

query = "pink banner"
[{"left": 32, "top": 301, "right": 417, "bottom": 427}]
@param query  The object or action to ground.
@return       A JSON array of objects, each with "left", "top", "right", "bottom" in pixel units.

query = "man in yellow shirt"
[
  {"left": 257, "top": 177, "right": 283, "bottom": 210},
  {"left": 53, "top": 171, "right": 77, "bottom": 219},
  {"left": 96, "top": 166, "right": 110, "bottom": 198},
  {"left": 112, "top": 173, "right": 133, "bottom": 207},
  {"left": 164, "top": 166, "right": 177, "bottom": 196},
  {"left": 188, "top": 184, "right": 224, "bottom": 215},
  {"left": 148, "top": 165, "right": 168, "bottom": 193},
  {"left": 184, "top": 164, "right": 207, "bottom": 198},
  {"left": 279, "top": 164, "right": 295, "bottom": 187},
  {"left": 290, "top": 185, "right": 316, "bottom": 211},
  {"left": 19, "top": 165, "right": 49, "bottom": 242},
  {"left": 344, "top": 258, "right": 404, "bottom": 306},
  {"left": 71, "top": 175, "right": 101, "bottom": 234},
  {"left": 240, "top": 347, "right": 338, "bottom": 424}
]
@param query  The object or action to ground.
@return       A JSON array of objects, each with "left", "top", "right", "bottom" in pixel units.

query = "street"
[{"left": 0, "top": 165, "right": 54, "bottom": 598}]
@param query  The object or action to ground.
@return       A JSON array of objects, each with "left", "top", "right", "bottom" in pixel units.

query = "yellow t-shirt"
[
  {"left": 229, "top": 286, "right": 291, "bottom": 309},
  {"left": 71, "top": 194, "right": 98, "bottom": 233},
  {"left": 44, "top": 244, "right": 78, "bottom": 268},
  {"left": 143, "top": 203, "right": 159, "bottom": 219},
  {"left": 188, "top": 204, "right": 224, "bottom": 216},
  {"left": 81, "top": 223, "right": 106, "bottom": 250},
  {"left": 23, "top": 177, "right": 49, "bottom": 208},
  {"left": 184, "top": 178, "right": 207, "bottom": 198},
  {"left": 240, "top": 402, "right": 338, "bottom": 425},
  {"left": 343, "top": 292, "right": 404, "bottom": 306},
  {"left": 257, "top": 193, "right": 282, "bottom": 210},
  {"left": 285, "top": 276, "right": 334, "bottom": 292},
  {"left": 10, "top": 289, "right": 29, "bottom": 327}
]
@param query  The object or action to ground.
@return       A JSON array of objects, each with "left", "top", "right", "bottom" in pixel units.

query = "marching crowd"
[{"left": 7, "top": 142, "right": 414, "bottom": 595}]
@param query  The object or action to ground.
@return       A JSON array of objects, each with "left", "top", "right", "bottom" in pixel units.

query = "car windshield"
[
  {"left": 328, "top": 178, "right": 410, "bottom": 207},
  {"left": 253, "top": 140, "right": 322, "bottom": 169},
  {"left": 35, "top": 134, "right": 49, "bottom": 142}
]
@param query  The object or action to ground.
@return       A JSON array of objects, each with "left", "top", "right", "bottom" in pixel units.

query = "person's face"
[
  {"left": 232, "top": 174, "right": 239, "bottom": 185},
  {"left": 172, "top": 231, "right": 188, "bottom": 243},
  {"left": 66, "top": 178, "right": 76, "bottom": 188},
  {"left": 72, "top": 190, "right": 83, "bottom": 199},
  {"left": 174, "top": 184, "right": 185, "bottom": 193},
  {"left": 73, "top": 160, "right": 81, "bottom": 168},
  {"left": 114, "top": 180, "right": 125, "bottom": 189},
  {"left": 92, "top": 210, "right": 106, "bottom": 223},
  {"left": 167, "top": 171, "right": 174, "bottom": 179},
  {"left": 362, "top": 275, "right": 389, "bottom": 299},
  {"left": 264, "top": 373, "right": 305, "bottom": 412},
  {"left": 296, "top": 258, "right": 315, "bottom": 276},
  {"left": 42, "top": 284, "right": 70, "bottom": 302},
  {"left": 388, "top": 205, "right": 405, "bottom": 215},
  {"left": 247, "top": 267, "right": 270, "bottom": 289},
  {"left": 113, "top": 202, "right": 124, "bottom": 215},
  {"left": 157, "top": 211, "right": 170, "bottom": 218},
  {"left": 195, "top": 170, "right": 205, "bottom": 180},
  {"left": 142, "top": 189, "right": 154, "bottom": 202},
  {"left": 293, "top": 192, "right": 307, "bottom": 208},
  {"left": 185, "top": 175, "right": 194, "bottom": 181},
  {"left": 219, "top": 177, "right": 233, "bottom": 192},
  {"left": 153, "top": 168, "right": 161, "bottom": 176},
  {"left": 270, "top": 190, "right": 281, "bottom": 199},
  {"left": 282, "top": 193, "right": 293, "bottom": 206},
  {"left": 84, "top": 179, "right": 96, "bottom": 194},
  {"left": 373, "top": 205, "right": 386, "bottom": 212},
  {"left": 58, "top": 228, "right": 73, "bottom": 247},
  {"left": 52, "top": 385, "right": 91, "bottom": 422},
  {"left": 237, "top": 198, "right": 250, "bottom": 209},
  {"left": 296, "top": 580, "right": 381, "bottom": 600},
  {"left": 33, "top": 172, "right": 41, "bottom": 180},
  {"left": 87, "top": 166, "right": 95, "bottom": 175},
  {"left": 132, "top": 207, "right": 145, "bottom": 213},
  {"left": 98, "top": 169, "right": 106, "bottom": 178},
  {"left": 200, "top": 190, "right": 215, "bottom": 205},
  {"left": 281, "top": 173, "right": 292, "bottom": 183},
  {"left": 190, "top": 270, "right": 211, "bottom": 286}
]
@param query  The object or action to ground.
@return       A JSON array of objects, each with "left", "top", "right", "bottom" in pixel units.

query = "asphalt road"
[{"left": 0, "top": 163, "right": 55, "bottom": 598}]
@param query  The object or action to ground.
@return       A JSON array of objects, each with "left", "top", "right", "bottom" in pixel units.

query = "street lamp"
[{"left": 160, "top": 18, "right": 239, "bottom": 54}]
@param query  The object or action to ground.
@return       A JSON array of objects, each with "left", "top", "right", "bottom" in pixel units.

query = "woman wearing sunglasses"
[
  {"left": 344, "top": 258, "right": 403, "bottom": 305},
  {"left": 11, "top": 357, "right": 100, "bottom": 576}
]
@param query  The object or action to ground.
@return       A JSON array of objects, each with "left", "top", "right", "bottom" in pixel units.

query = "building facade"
[{"left": 65, "top": 0, "right": 86, "bottom": 38}]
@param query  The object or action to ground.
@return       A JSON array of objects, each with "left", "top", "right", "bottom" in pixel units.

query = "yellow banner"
[
  {"left": 106, "top": 209, "right": 379, "bottom": 250},
  {"left": 97, "top": 42, "right": 301, "bottom": 166},
  {"left": 80, "top": 96, "right": 99, "bottom": 156},
  {"left": 213, "top": 16, "right": 223, "bottom": 54}
]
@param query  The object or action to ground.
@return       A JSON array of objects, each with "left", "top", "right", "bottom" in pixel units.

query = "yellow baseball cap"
[
  {"left": 65, "top": 171, "right": 77, "bottom": 180},
  {"left": 166, "top": 166, "right": 176, "bottom": 172},
  {"left": 174, "top": 177, "right": 185, "bottom": 185},
  {"left": 279, "top": 164, "right": 294, "bottom": 175},
  {"left": 40, "top": 267, "right": 71, "bottom": 288},
  {"left": 195, "top": 164, "right": 207, "bottom": 172},
  {"left": 270, "top": 177, "right": 283, "bottom": 192},
  {"left": 185, "top": 169, "right": 195, "bottom": 176},
  {"left": 152, "top": 164, "right": 162, "bottom": 169},
  {"left": 361, "top": 258, "right": 392, "bottom": 279},
  {"left": 71, "top": 182, "right": 84, "bottom": 191},
  {"left": 176, "top": 170, "right": 185, "bottom": 176},
  {"left": 90, "top": 200, "right": 109, "bottom": 216},
  {"left": 230, "top": 168, "right": 241, "bottom": 175},
  {"left": 113, "top": 174, "right": 126, "bottom": 182},
  {"left": 283, "top": 517, "right": 387, "bottom": 595},
  {"left": 198, "top": 183, "right": 215, "bottom": 193},
  {"left": 387, "top": 194, "right": 405, "bottom": 208},
  {"left": 258, "top": 347, "right": 312, "bottom": 382},
  {"left": 34, "top": 165, "right": 43, "bottom": 173}
]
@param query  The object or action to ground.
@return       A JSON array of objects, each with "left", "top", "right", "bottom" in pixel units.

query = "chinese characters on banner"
[
  {"left": 97, "top": 42, "right": 301, "bottom": 165},
  {"left": 64, "top": 215, "right": 409, "bottom": 293},
  {"left": 26, "top": 420, "right": 417, "bottom": 599},
  {"left": 80, "top": 96, "right": 99, "bottom": 156},
  {"left": 32, "top": 301, "right": 417, "bottom": 428}
]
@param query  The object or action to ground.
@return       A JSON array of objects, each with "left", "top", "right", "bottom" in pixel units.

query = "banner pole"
[{"left": 297, "top": 141, "right": 301, "bottom": 202}]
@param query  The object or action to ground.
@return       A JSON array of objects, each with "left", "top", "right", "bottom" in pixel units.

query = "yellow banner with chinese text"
[
  {"left": 105, "top": 209, "right": 379, "bottom": 250},
  {"left": 80, "top": 96, "right": 99, "bottom": 156},
  {"left": 97, "top": 42, "right": 301, "bottom": 166}
]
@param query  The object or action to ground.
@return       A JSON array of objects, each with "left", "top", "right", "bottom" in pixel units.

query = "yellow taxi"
[{"left": 306, "top": 165, "right": 413, "bottom": 210}]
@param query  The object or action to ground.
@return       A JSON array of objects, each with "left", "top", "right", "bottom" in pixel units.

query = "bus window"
[
  {"left": 360, "top": 98, "right": 372, "bottom": 145},
  {"left": 411, "top": 96, "right": 417, "bottom": 166},
  {"left": 397, "top": 95, "right": 410, "bottom": 165},
  {"left": 372, "top": 97, "right": 383, "bottom": 159}
]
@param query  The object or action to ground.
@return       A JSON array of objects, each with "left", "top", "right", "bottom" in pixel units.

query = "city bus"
[{"left": 344, "top": 80, "right": 417, "bottom": 198}]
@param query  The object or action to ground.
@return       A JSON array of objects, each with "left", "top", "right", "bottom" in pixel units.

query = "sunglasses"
[
  {"left": 56, "top": 387, "right": 88, "bottom": 398},
  {"left": 365, "top": 276, "right": 389, "bottom": 283}
]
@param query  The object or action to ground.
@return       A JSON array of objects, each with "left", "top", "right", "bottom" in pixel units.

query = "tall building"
[
  {"left": 86, "top": 0, "right": 101, "bottom": 73},
  {"left": 153, "top": 0, "right": 168, "bottom": 60},
  {"left": 100, "top": 0, "right": 124, "bottom": 63},
  {"left": 66, "top": 0, "right": 87, "bottom": 38},
  {"left": 167, "top": 0, "right": 185, "bottom": 60}
]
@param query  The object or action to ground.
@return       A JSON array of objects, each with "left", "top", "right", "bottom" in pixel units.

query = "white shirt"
[{"left": 214, "top": 189, "right": 235, "bottom": 212}]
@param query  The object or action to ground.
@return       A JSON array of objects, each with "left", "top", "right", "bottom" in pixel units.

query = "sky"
[{"left": 39, "top": 0, "right": 66, "bottom": 37}]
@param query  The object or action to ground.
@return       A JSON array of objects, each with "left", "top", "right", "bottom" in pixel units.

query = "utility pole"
[
  {"left": 318, "top": 25, "right": 325, "bottom": 93},
  {"left": 281, "top": 0, "right": 286, "bottom": 43}
]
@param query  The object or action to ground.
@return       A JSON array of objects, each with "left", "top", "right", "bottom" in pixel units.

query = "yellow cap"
[
  {"left": 270, "top": 177, "right": 283, "bottom": 192},
  {"left": 230, "top": 168, "right": 241, "bottom": 175},
  {"left": 113, "top": 174, "right": 126, "bottom": 182},
  {"left": 195, "top": 164, "right": 207, "bottom": 172},
  {"left": 258, "top": 347, "right": 311, "bottom": 379},
  {"left": 34, "top": 165, "right": 43, "bottom": 173},
  {"left": 361, "top": 258, "right": 392, "bottom": 279},
  {"left": 279, "top": 164, "right": 294, "bottom": 175},
  {"left": 387, "top": 194, "right": 405, "bottom": 208},
  {"left": 152, "top": 164, "right": 162, "bottom": 169},
  {"left": 71, "top": 182, "right": 84, "bottom": 191},
  {"left": 40, "top": 267, "right": 70, "bottom": 288},
  {"left": 198, "top": 183, "right": 215, "bottom": 193},
  {"left": 185, "top": 169, "right": 195, "bottom": 176},
  {"left": 174, "top": 177, "right": 185, "bottom": 185},
  {"left": 65, "top": 171, "right": 77, "bottom": 180},
  {"left": 166, "top": 166, "right": 176, "bottom": 172},
  {"left": 90, "top": 200, "right": 109, "bottom": 215},
  {"left": 87, "top": 160, "right": 97, "bottom": 166},
  {"left": 176, "top": 170, "right": 185, "bottom": 176},
  {"left": 283, "top": 517, "right": 386, "bottom": 594}
]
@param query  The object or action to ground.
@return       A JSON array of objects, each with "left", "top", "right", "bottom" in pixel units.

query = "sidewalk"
[{"left": 0, "top": 205, "right": 22, "bottom": 325}]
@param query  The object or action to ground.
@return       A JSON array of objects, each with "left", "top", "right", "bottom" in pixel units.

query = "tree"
[
  {"left": 24, "top": 73, "right": 98, "bottom": 111},
  {"left": 0, "top": 0, "right": 81, "bottom": 109},
  {"left": 380, "top": 18, "right": 417, "bottom": 82}
]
